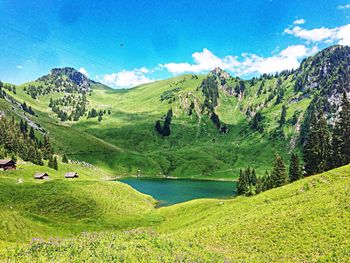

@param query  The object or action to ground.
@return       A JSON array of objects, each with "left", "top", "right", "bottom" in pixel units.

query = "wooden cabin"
[
  {"left": 0, "top": 159, "right": 16, "bottom": 170},
  {"left": 65, "top": 172, "right": 79, "bottom": 178},
  {"left": 34, "top": 172, "right": 50, "bottom": 180}
]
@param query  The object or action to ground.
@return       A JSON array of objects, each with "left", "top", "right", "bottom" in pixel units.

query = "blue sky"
[{"left": 0, "top": 0, "right": 350, "bottom": 88}]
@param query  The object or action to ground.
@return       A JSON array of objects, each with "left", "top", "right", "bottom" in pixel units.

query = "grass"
[
  {"left": 1, "top": 164, "right": 349, "bottom": 262},
  {"left": 0, "top": 161, "right": 160, "bottom": 251}
]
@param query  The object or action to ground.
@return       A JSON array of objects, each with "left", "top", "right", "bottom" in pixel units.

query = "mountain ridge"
[{"left": 1, "top": 45, "right": 349, "bottom": 178}]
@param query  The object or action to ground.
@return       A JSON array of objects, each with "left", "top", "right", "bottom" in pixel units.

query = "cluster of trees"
[
  {"left": 0, "top": 81, "right": 16, "bottom": 95},
  {"left": 303, "top": 92, "right": 350, "bottom": 175},
  {"left": 87, "top": 108, "right": 110, "bottom": 122},
  {"left": 160, "top": 87, "right": 181, "bottom": 102},
  {"left": 24, "top": 84, "right": 47, "bottom": 99},
  {"left": 21, "top": 102, "right": 35, "bottom": 115},
  {"left": 250, "top": 112, "right": 265, "bottom": 133},
  {"left": 155, "top": 109, "right": 173, "bottom": 136},
  {"left": 49, "top": 94, "right": 87, "bottom": 121},
  {"left": 237, "top": 153, "right": 302, "bottom": 196},
  {"left": 0, "top": 116, "right": 58, "bottom": 169}
]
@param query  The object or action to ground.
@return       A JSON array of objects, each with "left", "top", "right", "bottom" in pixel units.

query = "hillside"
[
  {"left": 2, "top": 164, "right": 349, "bottom": 262},
  {"left": 1, "top": 45, "right": 350, "bottom": 179},
  {"left": 0, "top": 161, "right": 159, "bottom": 250}
]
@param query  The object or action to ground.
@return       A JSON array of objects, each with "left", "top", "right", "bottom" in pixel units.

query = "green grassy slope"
[
  {"left": 2, "top": 165, "right": 349, "bottom": 262},
  {"left": 1, "top": 70, "right": 308, "bottom": 179},
  {"left": 0, "top": 162, "right": 160, "bottom": 250}
]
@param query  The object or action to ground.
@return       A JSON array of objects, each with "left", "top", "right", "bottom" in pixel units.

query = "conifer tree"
[
  {"left": 270, "top": 154, "right": 288, "bottom": 188},
  {"left": 62, "top": 154, "right": 68, "bottom": 163},
  {"left": 331, "top": 92, "right": 350, "bottom": 167},
  {"left": 317, "top": 115, "right": 331, "bottom": 172},
  {"left": 289, "top": 153, "right": 303, "bottom": 182},
  {"left": 303, "top": 111, "right": 331, "bottom": 175},
  {"left": 237, "top": 167, "right": 257, "bottom": 196},
  {"left": 53, "top": 156, "right": 58, "bottom": 170},
  {"left": 279, "top": 105, "right": 287, "bottom": 126},
  {"left": 155, "top": 120, "right": 162, "bottom": 134},
  {"left": 29, "top": 127, "right": 35, "bottom": 141},
  {"left": 237, "top": 169, "right": 247, "bottom": 195},
  {"left": 48, "top": 154, "right": 54, "bottom": 169}
]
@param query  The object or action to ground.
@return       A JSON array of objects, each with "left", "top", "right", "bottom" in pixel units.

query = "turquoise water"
[{"left": 118, "top": 177, "right": 237, "bottom": 207}]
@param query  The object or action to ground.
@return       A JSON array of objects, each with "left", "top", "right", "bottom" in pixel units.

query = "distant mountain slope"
[{"left": 1, "top": 45, "right": 349, "bottom": 178}]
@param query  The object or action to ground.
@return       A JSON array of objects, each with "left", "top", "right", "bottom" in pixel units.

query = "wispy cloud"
[
  {"left": 16, "top": 65, "right": 23, "bottom": 69},
  {"left": 102, "top": 68, "right": 155, "bottom": 88},
  {"left": 338, "top": 4, "right": 350, "bottom": 9},
  {"left": 283, "top": 23, "right": 350, "bottom": 46},
  {"left": 293, "top": 18, "right": 306, "bottom": 25},
  {"left": 160, "top": 45, "right": 317, "bottom": 77}
]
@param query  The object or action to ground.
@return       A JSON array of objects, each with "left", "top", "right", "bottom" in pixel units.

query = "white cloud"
[
  {"left": 338, "top": 4, "right": 350, "bottom": 9},
  {"left": 102, "top": 68, "right": 154, "bottom": 88},
  {"left": 162, "top": 48, "right": 240, "bottom": 75},
  {"left": 284, "top": 23, "right": 350, "bottom": 46},
  {"left": 160, "top": 45, "right": 316, "bottom": 77},
  {"left": 239, "top": 45, "right": 318, "bottom": 75},
  {"left": 293, "top": 18, "right": 306, "bottom": 25},
  {"left": 16, "top": 65, "right": 23, "bottom": 69},
  {"left": 79, "top": 67, "right": 89, "bottom": 77}
]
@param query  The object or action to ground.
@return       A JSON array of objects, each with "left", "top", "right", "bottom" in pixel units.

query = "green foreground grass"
[
  {"left": 0, "top": 162, "right": 160, "bottom": 252},
  {"left": 1, "top": 164, "right": 349, "bottom": 262}
]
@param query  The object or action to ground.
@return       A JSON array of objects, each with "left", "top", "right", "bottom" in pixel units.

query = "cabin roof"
[
  {"left": 65, "top": 172, "right": 78, "bottom": 178},
  {"left": 34, "top": 172, "right": 49, "bottom": 178},
  {"left": 35, "top": 173, "right": 49, "bottom": 176},
  {"left": 0, "top": 159, "right": 15, "bottom": 165}
]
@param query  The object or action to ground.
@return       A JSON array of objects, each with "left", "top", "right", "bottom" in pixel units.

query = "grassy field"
[
  {"left": 0, "top": 161, "right": 161, "bottom": 252},
  {"left": 1, "top": 164, "right": 349, "bottom": 262}
]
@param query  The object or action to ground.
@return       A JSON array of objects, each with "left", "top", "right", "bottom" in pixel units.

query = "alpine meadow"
[{"left": 1, "top": 1, "right": 350, "bottom": 262}]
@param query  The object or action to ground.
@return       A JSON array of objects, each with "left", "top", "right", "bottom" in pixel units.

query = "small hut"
[
  {"left": 65, "top": 172, "right": 78, "bottom": 179},
  {"left": 34, "top": 172, "right": 50, "bottom": 180},
  {"left": 0, "top": 159, "right": 16, "bottom": 170}
]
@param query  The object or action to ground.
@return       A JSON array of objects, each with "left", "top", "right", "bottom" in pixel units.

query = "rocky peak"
[
  {"left": 38, "top": 67, "right": 91, "bottom": 93},
  {"left": 210, "top": 67, "right": 231, "bottom": 81}
]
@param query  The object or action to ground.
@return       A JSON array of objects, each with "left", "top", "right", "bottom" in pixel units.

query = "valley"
[{"left": 1, "top": 44, "right": 350, "bottom": 262}]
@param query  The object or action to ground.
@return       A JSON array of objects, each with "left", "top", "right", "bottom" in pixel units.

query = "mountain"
[{"left": 0, "top": 45, "right": 349, "bottom": 178}]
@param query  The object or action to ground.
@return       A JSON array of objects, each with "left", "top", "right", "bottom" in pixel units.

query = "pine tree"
[
  {"left": 237, "top": 169, "right": 247, "bottom": 195},
  {"left": 317, "top": 114, "right": 331, "bottom": 172},
  {"left": 303, "top": 111, "right": 331, "bottom": 175},
  {"left": 48, "top": 154, "right": 54, "bottom": 169},
  {"left": 279, "top": 105, "right": 287, "bottom": 126},
  {"left": 340, "top": 92, "right": 350, "bottom": 164},
  {"left": 29, "top": 127, "right": 35, "bottom": 141},
  {"left": 270, "top": 154, "right": 288, "bottom": 188},
  {"left": 289, "top": 153, "right": 303, "bottom": 182},
  {"left": 331, "top": 92, "right": 350, "bottom": 167},
  {"left": 53, "top": 156, "right": 58, "bottom": 170},
  {"left": 237, "top": 167, "right": 257, "bottom": 196},
  {"left": 155, "top": 120, "right": 162, "bottom": 134},
  {"left": 62, "top": 154, "right": 68, "bottom": 163},
  {"left": 330, "top": 125, "right": 344, "bottom": 168}
]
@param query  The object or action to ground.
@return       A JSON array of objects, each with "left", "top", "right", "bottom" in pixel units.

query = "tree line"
[
  {"left": 303, "top": 92, "right": 350, "bottom": 175},
  {"left": 237, "top": 153, "right": 302, "bottom": 196},
  {"left": 0, "top": 116, "right": 59, "bottom": 170}
]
